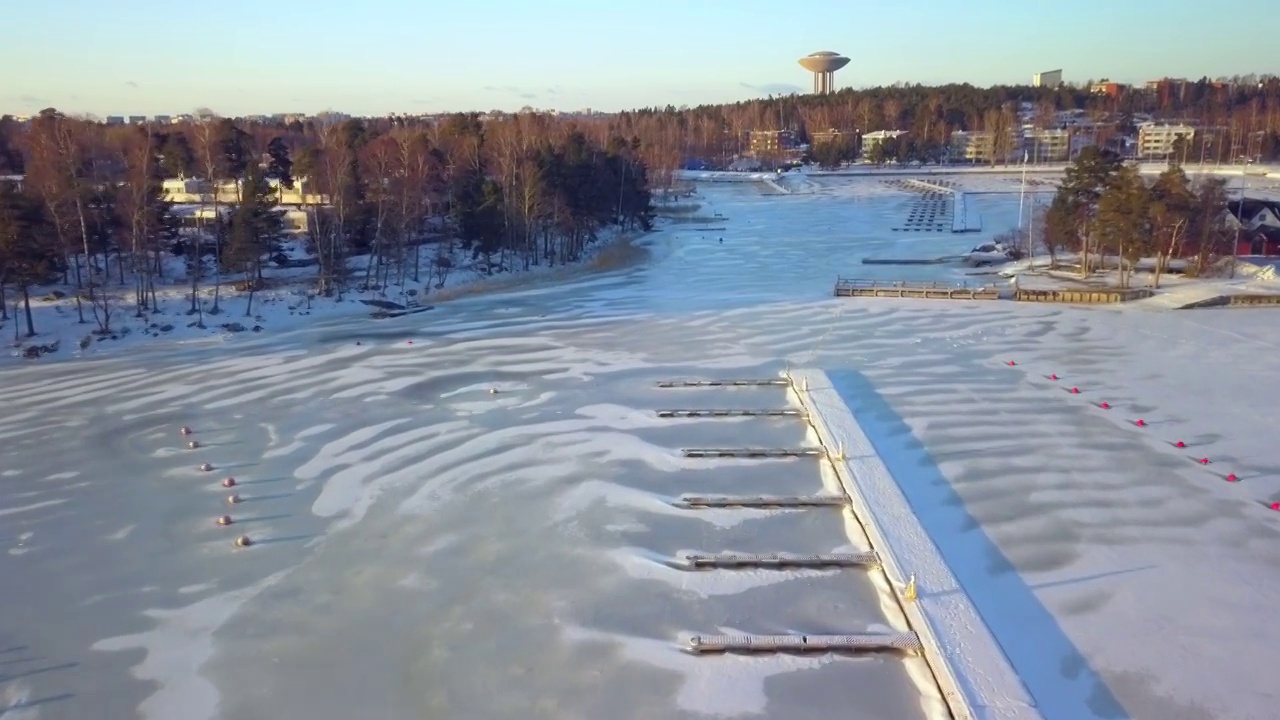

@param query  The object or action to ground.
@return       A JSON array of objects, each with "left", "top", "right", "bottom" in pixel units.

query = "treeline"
[
  {"left": 1040, "top": 147, "right": 1235, "bottom": 286},
  {"left": 610, "top": 75, "right": 1280, "bottom": 170},
  {"left": 0, "top": 109, "right": 654, "bottom": 338}
]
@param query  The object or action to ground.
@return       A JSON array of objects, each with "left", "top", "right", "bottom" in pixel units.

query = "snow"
[
  {"left": 5, "top": 172, "right": 1280, "bottom": 720},
  {"left": 791, "top": 368, "right": 1039, "bottom": 720}
]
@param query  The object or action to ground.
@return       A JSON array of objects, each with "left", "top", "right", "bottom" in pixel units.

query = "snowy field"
[{"left": 4, "top": 174, "right": 1280, "bottom": 720}]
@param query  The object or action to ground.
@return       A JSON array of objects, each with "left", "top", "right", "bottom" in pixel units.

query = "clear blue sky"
[{"left": 2, "top": 0, "right": 1271, "bottom": 117}]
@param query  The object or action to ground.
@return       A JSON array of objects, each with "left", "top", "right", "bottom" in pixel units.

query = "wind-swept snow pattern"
[{"left": 3, "top": 175, "right": 1280, "bottom": 720}]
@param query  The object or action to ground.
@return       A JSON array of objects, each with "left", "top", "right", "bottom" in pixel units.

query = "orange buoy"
[
  {"left": 199, "top": 463, "right": 214, "bottom": 472},
  {"left": 222, "top": 477, "right": 237, "bottom": 488},
  {"left": 234, "top": 535, "right": 253, "bottom": 547},
  {"left": 216, "top": 515, "right": 233, "bottom": 526},
  {"left": 227, "top": 493, "right": 241, "bottom": 504}
]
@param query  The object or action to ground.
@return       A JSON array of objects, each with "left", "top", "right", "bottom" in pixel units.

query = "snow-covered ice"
[{"left": 3, "top": 173, "right": 1280, "bottom": 720}]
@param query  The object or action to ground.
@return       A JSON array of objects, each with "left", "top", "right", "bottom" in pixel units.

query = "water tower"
[{"left": 798, "top": 51, "right": 850, "bottom": 95}]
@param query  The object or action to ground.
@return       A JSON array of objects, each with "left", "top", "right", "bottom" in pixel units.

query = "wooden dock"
[
  {"left": 676, "top": 494, "right": 848, "bottom": 508},
  {"left": 656, "top": 409, "right": 805, "bottom": 418},
  {"left": 683, "top": 552, "right": 881, "bottom": 569},
  {"left": 686, "top": 632, "right": 923, "bottom": 654},
  {"left": 834, "top": 277, "right": 1000, "bottom": 300},
  {"left": 681, "top": 447, "right": 825, "bottom": 458}
]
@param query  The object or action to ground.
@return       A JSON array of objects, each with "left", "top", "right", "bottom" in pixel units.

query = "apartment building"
[
  {"left": 949, "top": 130, "right": 1018, "bottom": 164},
  {"left": 748, "top": 129, "right": 797, "bottom": 154},
  {"left": 1137, "top": 122, "right": 1196, "bottom": 159},
  {"left": 861, "top": 129, "right": 907, "bottom": 155},
  {"left": 1033, "top": 69, "right": 1063, "bottom": 88},
  {"left": 1022, "top": 128, "right": 1071, "bottom": 162}
]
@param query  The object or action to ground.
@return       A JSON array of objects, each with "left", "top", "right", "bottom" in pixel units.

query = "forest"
[{"left": 0, "top": 110, "right": 655, "bottom": 337}]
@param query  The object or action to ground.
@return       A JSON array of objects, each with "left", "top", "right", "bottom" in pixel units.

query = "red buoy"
[
  {"left": 222, "top": 477, "right": 237, "bottom": 488},
  {"left": 1069, "top": 387, "right": 1080, "bottom": 394},
  {"left": 1049, "top": 374, "right": 1059, "bottom": 380},
  {"left": 1226, "top": 474, "right": 1239, "bottom": 482},
  {"left": 407, "top": 340, "right": 414, "bottom": 345},
  {"left": 1100, "top": 402, "right": 1110, "bottom": 409},
  {"left": 1198, "top": 457, "right": 1210, "bottom": 465},
  {"left": 1135, "top": 419, "right": 1146, "bottom": 427},
  {"left": 1007, "top": 361, "right": 1016, "bottom": 366},
  {"left": 216, "top": 515, "right": 233, "bottom": 526},
  {"left": 1175, "top": 441, "right": 1186, "bottom": 448},
  {"left": 1270, "top": 502, "right": 1280, "bottom": 511}
]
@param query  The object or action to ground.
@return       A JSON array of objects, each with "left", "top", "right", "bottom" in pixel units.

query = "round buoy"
[
  {"left": 1006, "top": 361, "right": 1016, "bottom": 366},
  {"left": 1270, "top": 502, "right": 1280, "bottom": 511},
  {"left": 216, "top": 515, "right": 233, "bottom": 526},
  {"left": 199, "top": 463, "right": 214, "bottom": 472},
  {"left": 180, "top": 426, "right": 193, "bottom": 436},
  {"left": 222, "top": 477, "right": 237, "bottom": 488},
  {"left": 234, "top": 535, "right": 253, "bottom": 548},
  {"left": 1069, "top": 387, "right": 1080, "bottom": 394},
  {"left": 1226, "top": 473, "right": 1239, "bottom": 483},
  {"left": 1049, "top": 374, "right": 1059, "bottom": 380},
  {"left": 227, "top": 493, "right": 241, "bottom": 504},
  {"left": 1198, "top": 457, "right": 1210, "bottom": 465},
  {"left": 1135, "top": 419, "right": 1146, "bottom": 427},
  {"left": 187, "top": 440, "right": 200, "bottom": 450},
  {"left": 1100, "top": 402, "right": 1111, "bottom": 409},
  {"left": 489, "top": 388, "right": 499, "bottom": 395},
  {"left": 407, "top": 340, "right": 413, "bottom": 345},
  {"left": 1175, "top": 441, "right": 1186, "bottom": 448}
]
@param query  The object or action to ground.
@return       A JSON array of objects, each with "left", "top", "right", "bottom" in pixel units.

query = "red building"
[{"left": 1238, "top": 226, "right": 1280, "bottom": 257}]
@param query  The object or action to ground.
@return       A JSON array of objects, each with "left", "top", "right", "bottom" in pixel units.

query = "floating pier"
[
  {"left": 683, "top": 551, "right": 880, "bottom": 569},
  {"left": 834, "top": 277, "right": 1000, "bottom": 300},
  {"left": 686, "top": 632, "right": 923, "bottom": 654},
  {"left": 656, "top": 379, "right": 791, "bottom": 388},
  {"left": 681, "top": 447, "right": 824, "bottom": 458},
  {"left": 676, "top": 494, "right": 847, "bottom": 508},
  {"left": 656, "top": 409, "right": 805, "bottom": 418}
]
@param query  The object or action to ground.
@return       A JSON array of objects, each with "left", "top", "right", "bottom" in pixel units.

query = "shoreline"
[
  {"left": 789, "top": 368, "right": 1043, "bottom": 720},
  {"left": 1, "top": 227, "right": 653, "bottom": 366}
]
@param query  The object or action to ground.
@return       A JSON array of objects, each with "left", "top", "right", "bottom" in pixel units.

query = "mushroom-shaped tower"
[{"left": 798, "top": 51, "right": 850, "bottom": 95}]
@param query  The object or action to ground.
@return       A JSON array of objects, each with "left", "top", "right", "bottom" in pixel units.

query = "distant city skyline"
[{"left": 3, "top": 0, "right": 1274, "bottom": 117}]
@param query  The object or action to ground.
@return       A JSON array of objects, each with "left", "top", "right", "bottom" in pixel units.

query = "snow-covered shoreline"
[{"left": 2, "top": 225, "right": 652, "bottom": 364}]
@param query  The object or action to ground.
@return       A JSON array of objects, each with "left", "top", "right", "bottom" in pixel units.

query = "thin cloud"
[{"left": 124, "top": 81, "right": 138, "bottom": 89}]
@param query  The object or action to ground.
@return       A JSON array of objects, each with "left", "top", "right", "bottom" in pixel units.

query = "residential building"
[
  {"left": 861, "top": 129, "right": 906, "bottom": 155},
  {"left": 1137, "top": 122, "right": 1195, "bottom": 160},
  {"left": 1033, "top": 69, "right": 1063, "bottom": 88},
  {"left": 128, "top": 115, "right": 147, "bottom": 125},
  {"left": 1090, "top": 81, "right": 1121, "bottom": 98},
  {"left": 153, "top": 115, "right": 172, "bottom": 125},
  {"left": 1022, "top": 128, "right": 1071, "bottom": 162},
  {"left": 748, "top": 130, "right": 797, "bottom": 154},
  {"left": 949, "top": 130, "right": 1017, "bottom": 164},
  {"left": 809, "top": 128, "right": 850, "bottom": 145},
  {"left": 105, "top": 116, "right": 125, "bottom": 125}
]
